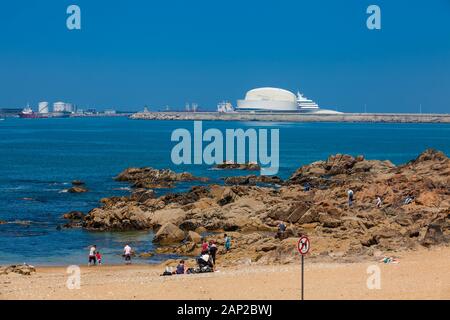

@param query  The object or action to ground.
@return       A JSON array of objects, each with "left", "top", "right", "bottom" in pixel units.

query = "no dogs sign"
[{"left": 297, "top": 236, "right": 310, "bottom": 256}]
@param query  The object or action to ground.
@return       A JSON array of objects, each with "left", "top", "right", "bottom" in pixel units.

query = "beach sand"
[{"left": 1, "top": 246, "right": 449, "bottom": 300}]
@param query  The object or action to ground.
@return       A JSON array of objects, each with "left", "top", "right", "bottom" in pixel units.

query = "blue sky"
[{"left": 0, "top": 0, "right": 449, "bottom": 112}]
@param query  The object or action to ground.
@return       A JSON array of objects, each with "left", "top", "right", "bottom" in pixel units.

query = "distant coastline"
[{"left": 130, "top": 111, "right": 450, "bottom": 123}]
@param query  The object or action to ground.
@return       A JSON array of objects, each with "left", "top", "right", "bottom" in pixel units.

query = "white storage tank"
[
  {"left": 38, "top": 102, "right": 49, "bottom": 114},
  {"left": 53, "top": 102, "right": 66, "bottom": 112}
]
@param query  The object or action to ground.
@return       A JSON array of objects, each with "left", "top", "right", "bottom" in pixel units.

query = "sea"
[{"left": 0, "top": 117, "right": 449, "bottom": 266}]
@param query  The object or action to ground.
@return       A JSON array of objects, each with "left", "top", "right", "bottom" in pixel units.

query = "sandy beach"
[{"left": 1, "top": 246, "right": 449, "bottom": 300}]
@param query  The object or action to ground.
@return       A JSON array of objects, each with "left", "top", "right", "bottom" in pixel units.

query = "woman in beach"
[
  {"left": 88, "top": 245, "right": 97, "bottom": 266},
  {"left": 201, "top": 239, "right": 209, "bottom": 254},
  {"left": 208, "top": 240, "right": 218, "bottom": 265},
  {"left": 175, "top": 260, "right": 186, "bottom": 274}
]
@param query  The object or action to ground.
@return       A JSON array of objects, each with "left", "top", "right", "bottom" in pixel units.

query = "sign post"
[{"left": 297, "top": 236, "right": 310, "bottom": 300}]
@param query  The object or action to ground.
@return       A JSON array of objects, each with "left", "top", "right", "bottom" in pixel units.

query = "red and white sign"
[{"left": 297, "top": 236, "right": 310, "bottom": 255}]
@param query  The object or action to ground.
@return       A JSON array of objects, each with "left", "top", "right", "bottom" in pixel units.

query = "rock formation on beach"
[
  {"left": 0, "top": 264, "right": 36, "bottom": 276},
  {"left": 78, "top": 149, "right": 449, "bottom": 264}
]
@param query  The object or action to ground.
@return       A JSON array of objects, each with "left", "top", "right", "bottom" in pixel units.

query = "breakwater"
[{"left": 130, "top": 112, "right": 450, "bottom": 123}]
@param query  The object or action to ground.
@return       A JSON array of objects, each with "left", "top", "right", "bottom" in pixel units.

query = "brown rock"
[
  {"left": 0, "top": 264, "right": 36, "bottom": 276},
  {"left": 68, "top": 186, "right": 88, "bottom": 193},
  {"left": 62, "top": 211, "right": 85, "bottom": 220},
  {"left": 153, "top": 223, "right": 186, "bottom": 244},
  {"left": 187, "top": 231, "right": 202, "bottom": 244}
]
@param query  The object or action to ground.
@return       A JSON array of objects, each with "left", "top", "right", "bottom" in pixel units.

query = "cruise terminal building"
[
  {"left": 235, "top": 87, "right": 340, "bottom": 114},
  {"left": 237, "top": 87, "right": 298, "bottom": 112}
]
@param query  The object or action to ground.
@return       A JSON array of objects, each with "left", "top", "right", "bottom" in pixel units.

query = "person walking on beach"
[
  {"left": 224, "top": 234, "right": 231, "bottom": 252},
  {"left": 347, "top": 189, "right": 354, "bottom": 207},
  {"left": 88, "top": 245, "right": 97, "bottom": 266},
  {"left": 208, "top": 240, "right": 218, "bottom": 265},
  {"left": 123, "top": 244, "right": 132, "bottom": 265}
]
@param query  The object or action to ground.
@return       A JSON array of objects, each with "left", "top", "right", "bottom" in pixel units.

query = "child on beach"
[{"left": 95, "top": 251, "right": 102, "bottom": 265}]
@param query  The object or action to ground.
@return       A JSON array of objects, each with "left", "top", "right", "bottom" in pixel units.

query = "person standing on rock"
[
  {"left": 347, "top": 189, "right": 354, "bottom": 207},
  {"left": 123, "top": 244, "right": 132, "bottom": 265},
  {"left": 376, "top": 196, "right": 382, "bottom": 208},
  {"left": 88, "top": 245, "right": 97, "bottom": 266},
  {"left": 224, "top": 234, "right": 231, "bottom": 252},
  {"left": 278, "top": 221, "right": 287, "bottom": 238}
]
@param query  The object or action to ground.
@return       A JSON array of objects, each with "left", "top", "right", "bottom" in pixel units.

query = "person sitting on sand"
[
  {"left": 224, "top": 234, "right": 231, "bottom": 252},
  {"left": 95, "top": 251, "right": 102, "bottom": 265},
  {"left": 174, "top": 260, "right": 186, "bottom": 274},
  {"left": 208, "top": 240, "right": 218, "bottom": 265},
  {"left": 201, "top": 239, "right": 209, "bottom": 254},
  {"left": 88, "top": 245, "right": 97, "bottom": 266},
  {"left": 123, "top": 244, "right": 132, "bottom": 265}
]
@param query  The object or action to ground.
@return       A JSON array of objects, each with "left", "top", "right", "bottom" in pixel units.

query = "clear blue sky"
[{"left": 0, "top": 0, "right": 449, "bottom": 112}]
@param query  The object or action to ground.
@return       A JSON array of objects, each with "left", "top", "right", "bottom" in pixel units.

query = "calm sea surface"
[{"left": 0, "top": 117, "right": 449, "bottom": 265}]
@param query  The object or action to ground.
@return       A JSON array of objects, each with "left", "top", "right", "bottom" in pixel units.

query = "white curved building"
[{"left": 237, "top": 87, "right": 298, "bottom": 112}]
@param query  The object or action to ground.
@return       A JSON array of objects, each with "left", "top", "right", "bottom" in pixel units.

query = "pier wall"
[{"left": 130, "top": 112, "right": 450, "bottom": 123}]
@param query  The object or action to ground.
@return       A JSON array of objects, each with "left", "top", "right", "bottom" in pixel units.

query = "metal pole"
[{"left": 301, "top": 255, "right": 304, "bottom": 300}]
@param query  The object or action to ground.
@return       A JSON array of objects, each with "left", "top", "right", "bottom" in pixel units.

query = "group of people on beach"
[
  {"left": 171, "top": 234, "right": 232, "bottom": 275},
  {"left": 87, "top": 234, "right": 232, "bottom": 270},
  {"left": 88, "top": 243, "right": 133, "bottom": 266}
]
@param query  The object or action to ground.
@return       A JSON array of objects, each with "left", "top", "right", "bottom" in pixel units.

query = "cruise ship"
[{"left": 297, "top": 92, "right": 319, "bottom": 112}]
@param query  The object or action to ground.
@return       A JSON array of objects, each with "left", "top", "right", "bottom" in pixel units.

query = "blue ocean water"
[{"left": 0, "top": 117, "right": 449, "bottom": 265}]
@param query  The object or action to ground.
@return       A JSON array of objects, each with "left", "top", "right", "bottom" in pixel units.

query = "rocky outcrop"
[
  {"left": 115, "top": 167, "right": 208, "bottom": 188},
  {"left": 75, "top": 149, "right": 449, "bottom": 264},
  {"left": 61, "top": 211, "right": 85, "bottom": 228},
  {"left": 215, "top": 162, "right": 260, "bottom": 171},
  {"left": 0, "top": 264, "right": 36, "bottom": 276},
  {"left": 83, "top": 204, "right": 152, "bottom": 231},
  {"left": 224, "top": 175, "right": 283, "bottom": 185},
  {"left": 62, "top": 211, "right": 85, "bottom": 220},
  {"left": 68, "top": 186, "right": 88, "bottom": 193}
]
